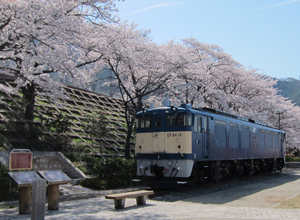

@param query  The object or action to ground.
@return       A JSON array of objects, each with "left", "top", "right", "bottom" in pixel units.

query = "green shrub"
[
  {"left": 0, "top": 165, "right": 18, "bottom": 201},
  {"left": 80, "top": 157, "right": 138, "bottom": 190},
  {"left": 286, "top": 156, "right": 300, "bottom": 162},
  {"left": 80, "top": 178, "right": 108, "bottom": 190},
  {"left": 64, "top": 144, "right": 93, "bottom": 163}
]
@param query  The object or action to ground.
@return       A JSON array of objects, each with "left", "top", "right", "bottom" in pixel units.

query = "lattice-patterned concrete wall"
[{"left": 0, "top": 80, "right": 135, "bottom": 157}]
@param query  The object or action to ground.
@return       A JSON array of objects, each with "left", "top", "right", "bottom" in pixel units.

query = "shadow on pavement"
[{"left": 182, "top": 169, "right": 300, "bottom": 206}]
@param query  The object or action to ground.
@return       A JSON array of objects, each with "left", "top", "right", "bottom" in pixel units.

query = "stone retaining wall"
[{"left": 0, "top": 151, "right": 9, "bottom": 166}]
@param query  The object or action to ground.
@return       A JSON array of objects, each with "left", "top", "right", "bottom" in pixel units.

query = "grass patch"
[
  {"left": 286, "top": 156, "right": 300, "bottom": 162},
  {"left": 72, "top": 138, "right": 83, "bottom": 143},
  {"left": 37, "top": 100, "right": 49, "bottom": 105}
]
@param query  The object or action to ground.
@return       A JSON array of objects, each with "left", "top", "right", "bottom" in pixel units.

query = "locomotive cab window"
[
  {"left": 194, "top": 116, "right": 198, "bottom": 132},
  {"left": 135, "top": 116, "right": 152, "bottom": 128},
  {"left": 193, "top": 116, "right": 202, "bottom": 133},
  {"left": 203, "top": 117, "right": 207, "bottom": 133},
  {"left": 198, "top": 117, "right": 202, "bottom": 132},
  {"left": 167, "top": 113, "right": 192, "bottom": 127}
]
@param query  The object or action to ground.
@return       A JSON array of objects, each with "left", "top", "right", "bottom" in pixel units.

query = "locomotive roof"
[{"left": 137, "top": 103, "right": 284, "bottom": 132}]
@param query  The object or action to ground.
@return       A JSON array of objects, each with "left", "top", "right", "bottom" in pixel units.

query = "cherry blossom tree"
[
  {"left": 93, "top": 23, "right": 180, "bottom": 157},
  {"left": 2, "top": 0, "right": 300, "bottom": 153},
  {"left": 140, "top": 38, "right": 300, "bottom": 149},
  {"left": 0, "top": 0, "right": 118, "bottom": 120}
]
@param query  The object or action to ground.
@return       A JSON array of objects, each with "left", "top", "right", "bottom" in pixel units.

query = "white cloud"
[
  {"left": 121, "top": 2, "right": 183, "bottom": 17},
  {"left": 252, "top": 0, "right": 300, "bottom": 10}
]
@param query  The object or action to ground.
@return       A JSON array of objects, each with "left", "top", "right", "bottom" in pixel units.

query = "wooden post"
[
  {"left": 48, "top": 184, "right": 59, "bottom": 210},
  {"left": 19, "top": 186, "right": 31, "bottom": 214},
  {"left": 31, "top": 179, "right": 46, "bottom": 220}
]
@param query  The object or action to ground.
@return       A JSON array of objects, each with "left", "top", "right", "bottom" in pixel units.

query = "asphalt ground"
[{"left": 1, "top": 168, "right": 300, "bottom": 219}]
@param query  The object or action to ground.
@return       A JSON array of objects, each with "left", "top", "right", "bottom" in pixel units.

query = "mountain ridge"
[{"left": 275, "top": 78, "right": 300, "bottom": 106}]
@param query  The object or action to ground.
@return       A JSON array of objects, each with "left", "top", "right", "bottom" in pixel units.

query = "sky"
[{"left": 115, "top": 0, "right": 300, "bottom": 80}]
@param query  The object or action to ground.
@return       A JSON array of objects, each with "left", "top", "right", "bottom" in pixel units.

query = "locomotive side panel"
[{"left": 195, "top": 114, "right": 285, "bottom": 162}]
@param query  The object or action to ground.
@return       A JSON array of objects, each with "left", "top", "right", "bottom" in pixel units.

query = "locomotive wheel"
[
  {"left": 260, "top": 160, "right": 268, "bottom": 173},
  {"left": 212, "top": 161, "right": 222, "bottom": 182},
  {"left": 222, "top": 162, "right": 232, "bottom": 179},
  {"left": 276, "top": 158, "right": 284, "bottom": 171},
  {"left": 191, "top": 164, "right": 204, "bottom": 183},
  {"left": 271, "top": 159, "right": 277, "bottom": 173},
  {"left": 254, "top": 160, "right": 261, "bottom": 174},
  {"left": 234, "top": 161, "right": 244, "bottom": 177},
  {"left": 244, "top": 160, "right": 255, "bottom": 177}
]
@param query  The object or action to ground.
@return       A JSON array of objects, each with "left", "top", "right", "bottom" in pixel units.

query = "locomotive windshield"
[
  {"left": 135, "top": 112, "right": 192, "bottom": 129},
  {"left": 166, "top": 113, "right": 192, "bottom": 127},
  {"left": 135, "top": 116, "right": 152, "bottom": 128}
]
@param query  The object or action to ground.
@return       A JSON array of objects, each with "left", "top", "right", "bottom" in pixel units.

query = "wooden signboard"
[
  {"left": 8, "top": 171, "right": 44, "bottom": 214},
  {"left": 38, "top": 170, "right": 71, "bottom": 185},
  {"left": 38, "top": 170, "right": 71, "bottom": 210},
  {"left": 9, "top": 149, "right": 32, "bottom": 170},
  {"left": 8, "top": 171, "right": 42, "bottom": 187}
]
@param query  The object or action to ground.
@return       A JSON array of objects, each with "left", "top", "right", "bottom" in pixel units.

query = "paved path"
[{"left": 2, "top": 169, "right": 300, "bottom": 220}]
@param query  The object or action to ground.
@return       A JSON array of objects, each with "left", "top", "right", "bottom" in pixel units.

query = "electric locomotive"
[{"left": 135, "top": 100, "right": 286, "bottom": 187}]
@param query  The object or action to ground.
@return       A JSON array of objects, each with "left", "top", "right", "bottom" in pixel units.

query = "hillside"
[{"left": 275, "top": 78, "right": 300, "bottom": 106}]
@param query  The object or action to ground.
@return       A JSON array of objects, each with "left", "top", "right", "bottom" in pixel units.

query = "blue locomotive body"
[{"left": 135, "top": 103, "right": 286, "bottom": 187}]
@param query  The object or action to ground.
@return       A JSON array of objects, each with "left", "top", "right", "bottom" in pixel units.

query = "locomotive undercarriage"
[
  {"left": 191, "top": 158, "right": 285, "bottom": 183},
  {"left": 143, "top": 158, "right": 285, "bottom": 188}
]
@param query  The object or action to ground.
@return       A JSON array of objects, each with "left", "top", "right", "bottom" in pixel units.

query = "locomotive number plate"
[{"left": 167, "top": 133, "right": 182, "bottom": 137}]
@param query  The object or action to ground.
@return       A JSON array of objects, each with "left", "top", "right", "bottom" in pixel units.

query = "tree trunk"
[
  {"left": 22, "top": 82, "right": 36, "bottom": 121},
  {"left": 124, "top": 101, "right": 135, "bottom": 159},
  {"left": 137, "top": 94, "right": 143, "bottom": 111},
  {"left": 124, "top": 98, "right": 142, "bottom": 159},
  {"left": 125, "top": 117, "right": 134, "bottom": 159}
]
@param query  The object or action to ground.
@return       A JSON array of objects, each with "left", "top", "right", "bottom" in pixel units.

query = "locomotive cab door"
[
  {"left": 194, "top": 115, "right": 209, "bottom": 158},
  {"left": 152, "top": 113, "right": 165, "bottom": 152},
  {"left": 280, "top": 132, "right": 286, "bottom": 157},
  {"left": 202, "top": 116, "right": 209, "bottom": 158}
]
